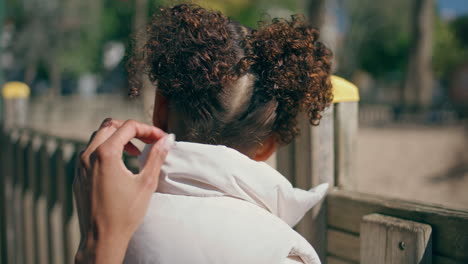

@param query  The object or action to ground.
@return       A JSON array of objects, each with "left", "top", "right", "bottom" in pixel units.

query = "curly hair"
[{"left": 127, "top": 4, "right": 333, "bottom": 149}]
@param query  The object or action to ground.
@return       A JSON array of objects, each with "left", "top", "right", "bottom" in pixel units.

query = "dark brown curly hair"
[{"left": 127, "top": 3, "right": 333, "bottom": 150}]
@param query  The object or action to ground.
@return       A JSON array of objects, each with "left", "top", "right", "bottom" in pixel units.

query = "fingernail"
[
  {"left": 162, "top": 133, "right": 176, "bottom": 151},
  {"left": 100, "top": 117, "right": 113, "bottom": 128}
]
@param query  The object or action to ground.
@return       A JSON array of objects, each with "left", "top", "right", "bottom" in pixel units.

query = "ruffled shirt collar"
[{"left": 139, "top": 141, "right": 328, "bottom": 227}]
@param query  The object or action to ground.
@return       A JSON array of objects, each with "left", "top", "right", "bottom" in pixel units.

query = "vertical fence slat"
[
  {"left": 276, "top": 143, "right": 295, "bottom": 184},
  {"left": 15, "top": 131, "right": 29, "bottom": 264},
  {"left": 65, "top": 143, "right": 84, "bottom": 263},
  {"left": 10, "top": 130, "right": 21, "bottom": 264},
  {"left": 334, "top": 102, "right": 359, "bottom": 190},
  {"left": 31, "top": 135, "right": 42, "bottom": 263},
  {"left": 293, "top": 105, "right": 335, "bottom": 263},
  {"left": 45, "top": 139, "right": 56, "bottom": 264},
  {"left": 36, "top": 138, "right": 50, "bottom": 264},
  {"left": 0, "top": 127, "right": 9, "bottom": 264},
  {"left": 57, "top": 141, "right": 70, "bottom": 262},
  {"left": 294, "top": 113, "right": 313, "bottom": 243},
  {"left": 6, "top": 132, "right": 16, "bottom": 264},
  {"left": 48, "top": 139, "right": 65, "bottom": 264},
  {"left": 23, "top": 136, "right": 37, "bottom": 264},
  {"left": 310, "top": 105, "right": 335, "bottom": 263}
]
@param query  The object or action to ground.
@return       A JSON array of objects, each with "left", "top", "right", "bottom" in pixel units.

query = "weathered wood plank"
[
  {"left": 310, "top": 105, "right": 334, "bottom": 263},
  {"left": 328, "top": 189, "right": 468, "bottom": 262},
  {"left": 294, "top": 105, "right": 334, "bottom": 263},
  {"left": 30, "top": 135, "right": 42, "bottom": 263},
  {"left": 327, "top": 228, "right": 360, "bottom": 263},
  {"left": 0, "top": 128, "right": 7, "bottom": 264},
  {"left": 21, "top": 135, "right": 37, "bottom": 264},
  {"left": 47, "top": 139, "right": 66, "bottom": 264},
  {"left": 2, "top": 131, "right": 16, "bottom": 264},
  {"left": 36, "top": 196, "right": 50, "bottom": 264},
  {"left": 23, "top": 189, "right": 35, "bottom": 264},
  {"left": 361, "top": 213, "right": 432, "bottom": 264},
  {"left": 13, "top": 132, "right": 27, "bottom": 264},
  {"left": 327, "top": 255, "right": 357, "bottom": 264},
  {"left": 276, "top": 143, "right": 295, "bottom": 183},
  {"left": 334, "top": 102, "right": 358, "bottom": 190},
  {"left": 36, "top": 141, "right": 50, "bottom": 264},
  {"left": 294, "top": 113, "right": 314, "bottom": 243},
  {"left": 65, "top": 145, "right": 81, "bottom": 263},
  {"left": 50, "top": 203, "right": 65, "bottom": 264},
  {"left": 67, "top": 200, "right": 81, "bottom": 263}
]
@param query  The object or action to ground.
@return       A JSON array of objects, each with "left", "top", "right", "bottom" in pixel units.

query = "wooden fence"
[
  {"left": 0, "top": 127, "right": 84, "bottom": 264},
  {"left": 0, "top": 126, "right": 138, "bottom": 264}
]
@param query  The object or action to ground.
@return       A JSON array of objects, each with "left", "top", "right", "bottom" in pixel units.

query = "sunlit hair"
[{"left": 127, "top": 3, "right": 333, "bottom": 150}]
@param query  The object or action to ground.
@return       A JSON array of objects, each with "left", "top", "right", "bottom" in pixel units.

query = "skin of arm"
[{"left": 73, "top": 118, "right": 174, "bottom": 264}]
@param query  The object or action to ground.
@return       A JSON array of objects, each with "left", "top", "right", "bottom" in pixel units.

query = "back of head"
[{"left": 127, "top": 4, "right": 333, "bottom": 151}]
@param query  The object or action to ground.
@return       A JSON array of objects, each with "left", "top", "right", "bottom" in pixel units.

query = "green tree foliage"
[
  {"left": 338, "top": 0, "right": 412, "bottom": 79},
  {"left": 452, "top": 15, "right": 468, "bottom": 47},
  {"left": 190, "top": 0, "right": 300, "bottom": 28},
  {"left": 5, "top": 0, "right": 302, "bottom": 91},
  {"left": 59, "top": 0, "right": 138, "bottom": 76},
  {"left": 433, "top": 15, "right": 468, "bottom": 81},
  {"left": 359, "top": 28, "right": 411, "bottom": 78}
]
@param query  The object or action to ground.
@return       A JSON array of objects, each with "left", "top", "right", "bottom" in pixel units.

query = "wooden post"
[
  {"left": 0, "top": 128, "right": 11, "bottom": 264},
  {"left": 276, "top": 75, "right": 359, "bottom": 263},
  {"left": 42, "top": 138, "right": 63, "bottom": 264},
  {"left": 275, "top": 145, "right": 295, "bottom": 183},
  {"left": 2, "top": 82, "right": 30, "bottom": 129},
  {"left": 294, "top": 105, "right": 335, "bottom": 263},
  {"left": 361, "top": 213, "right": 432, "bottom": 264},
  {"left": 13, "top": 131, "right": 29, "bottom": 264},
  {"left": 12, "top": 132, "right": 23, "bottom": 264},
  {"left": 31, "top": 135, "right": 43, "bottom": 262},
  {"left": 309, "top": 106, "right": 335, "bottom": 262},
  {"left": 334, "top": 102, "right": 358, "bottom": 190},
  {"left": 5, "top": 132, "right": 14, "bottom": 264},
  {"left": 332, "top": 76, "right": 360, "bottom": 191},
  {"left": 57, "top": 141, "right": 70, "bottom": 262},
  {"left": 48, "top": 138, "right": 65, "bottom": 264},
  {"left": 23, "top": 134, "right": 37, "bottom": 264},
  {"left": 65, "top": 143, "right": 84, "bottom": 262},
  {"left": 36, "top": 138, "right": 51, "bottom": 264}
]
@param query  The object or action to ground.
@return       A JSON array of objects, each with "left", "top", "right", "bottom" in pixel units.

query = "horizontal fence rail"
[{"left": 326, "top": 189, "right": 468, "bottom": 264}]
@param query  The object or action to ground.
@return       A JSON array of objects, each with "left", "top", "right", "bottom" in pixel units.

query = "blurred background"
[{"left": 1, "top": 0, "right": 467, "bottom": 209}]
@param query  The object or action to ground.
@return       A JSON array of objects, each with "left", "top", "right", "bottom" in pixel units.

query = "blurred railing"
[
  {"left": 359, "top": 104, "right": 462, "bottom": 126},
  {"left": 0, "top": 127, "right": 84, "bottom": 264},
  {"left": 0, "top": 126, "right": 139, "bottom": 264}
]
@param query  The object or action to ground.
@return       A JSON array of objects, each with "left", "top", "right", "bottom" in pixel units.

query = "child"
[{"left": 125, "top": 4, "right": 333, "bottom": 264}]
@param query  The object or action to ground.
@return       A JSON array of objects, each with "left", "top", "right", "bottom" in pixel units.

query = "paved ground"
[{"left": 356, "top": 125, "right": 468, "bottom": 210}]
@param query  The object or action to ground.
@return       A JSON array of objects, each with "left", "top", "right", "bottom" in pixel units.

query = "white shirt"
[{"left": 124, "top": 142, "right": 328, "bottom": 264}]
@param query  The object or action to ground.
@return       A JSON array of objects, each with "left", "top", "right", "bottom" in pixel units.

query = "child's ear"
[
  {"left": 153, "top": 91, "right": 169, "bottom": 131},
  {"left": 253, "top": 135, "right": 279, "bottom": 162}
]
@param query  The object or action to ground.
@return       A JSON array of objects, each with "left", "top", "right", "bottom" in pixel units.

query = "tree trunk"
[
  {"left": 0, "top": 0, "right": 4, "bottom": 86},
  {"left": 307, "top": 0, "right": 326, "bottom": 29},
  {"left": 402, "top": 0, "right": 434, "bottom": 109},
  {"left": 49, "top": 61, "right": 62, "bottom": 97}
]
